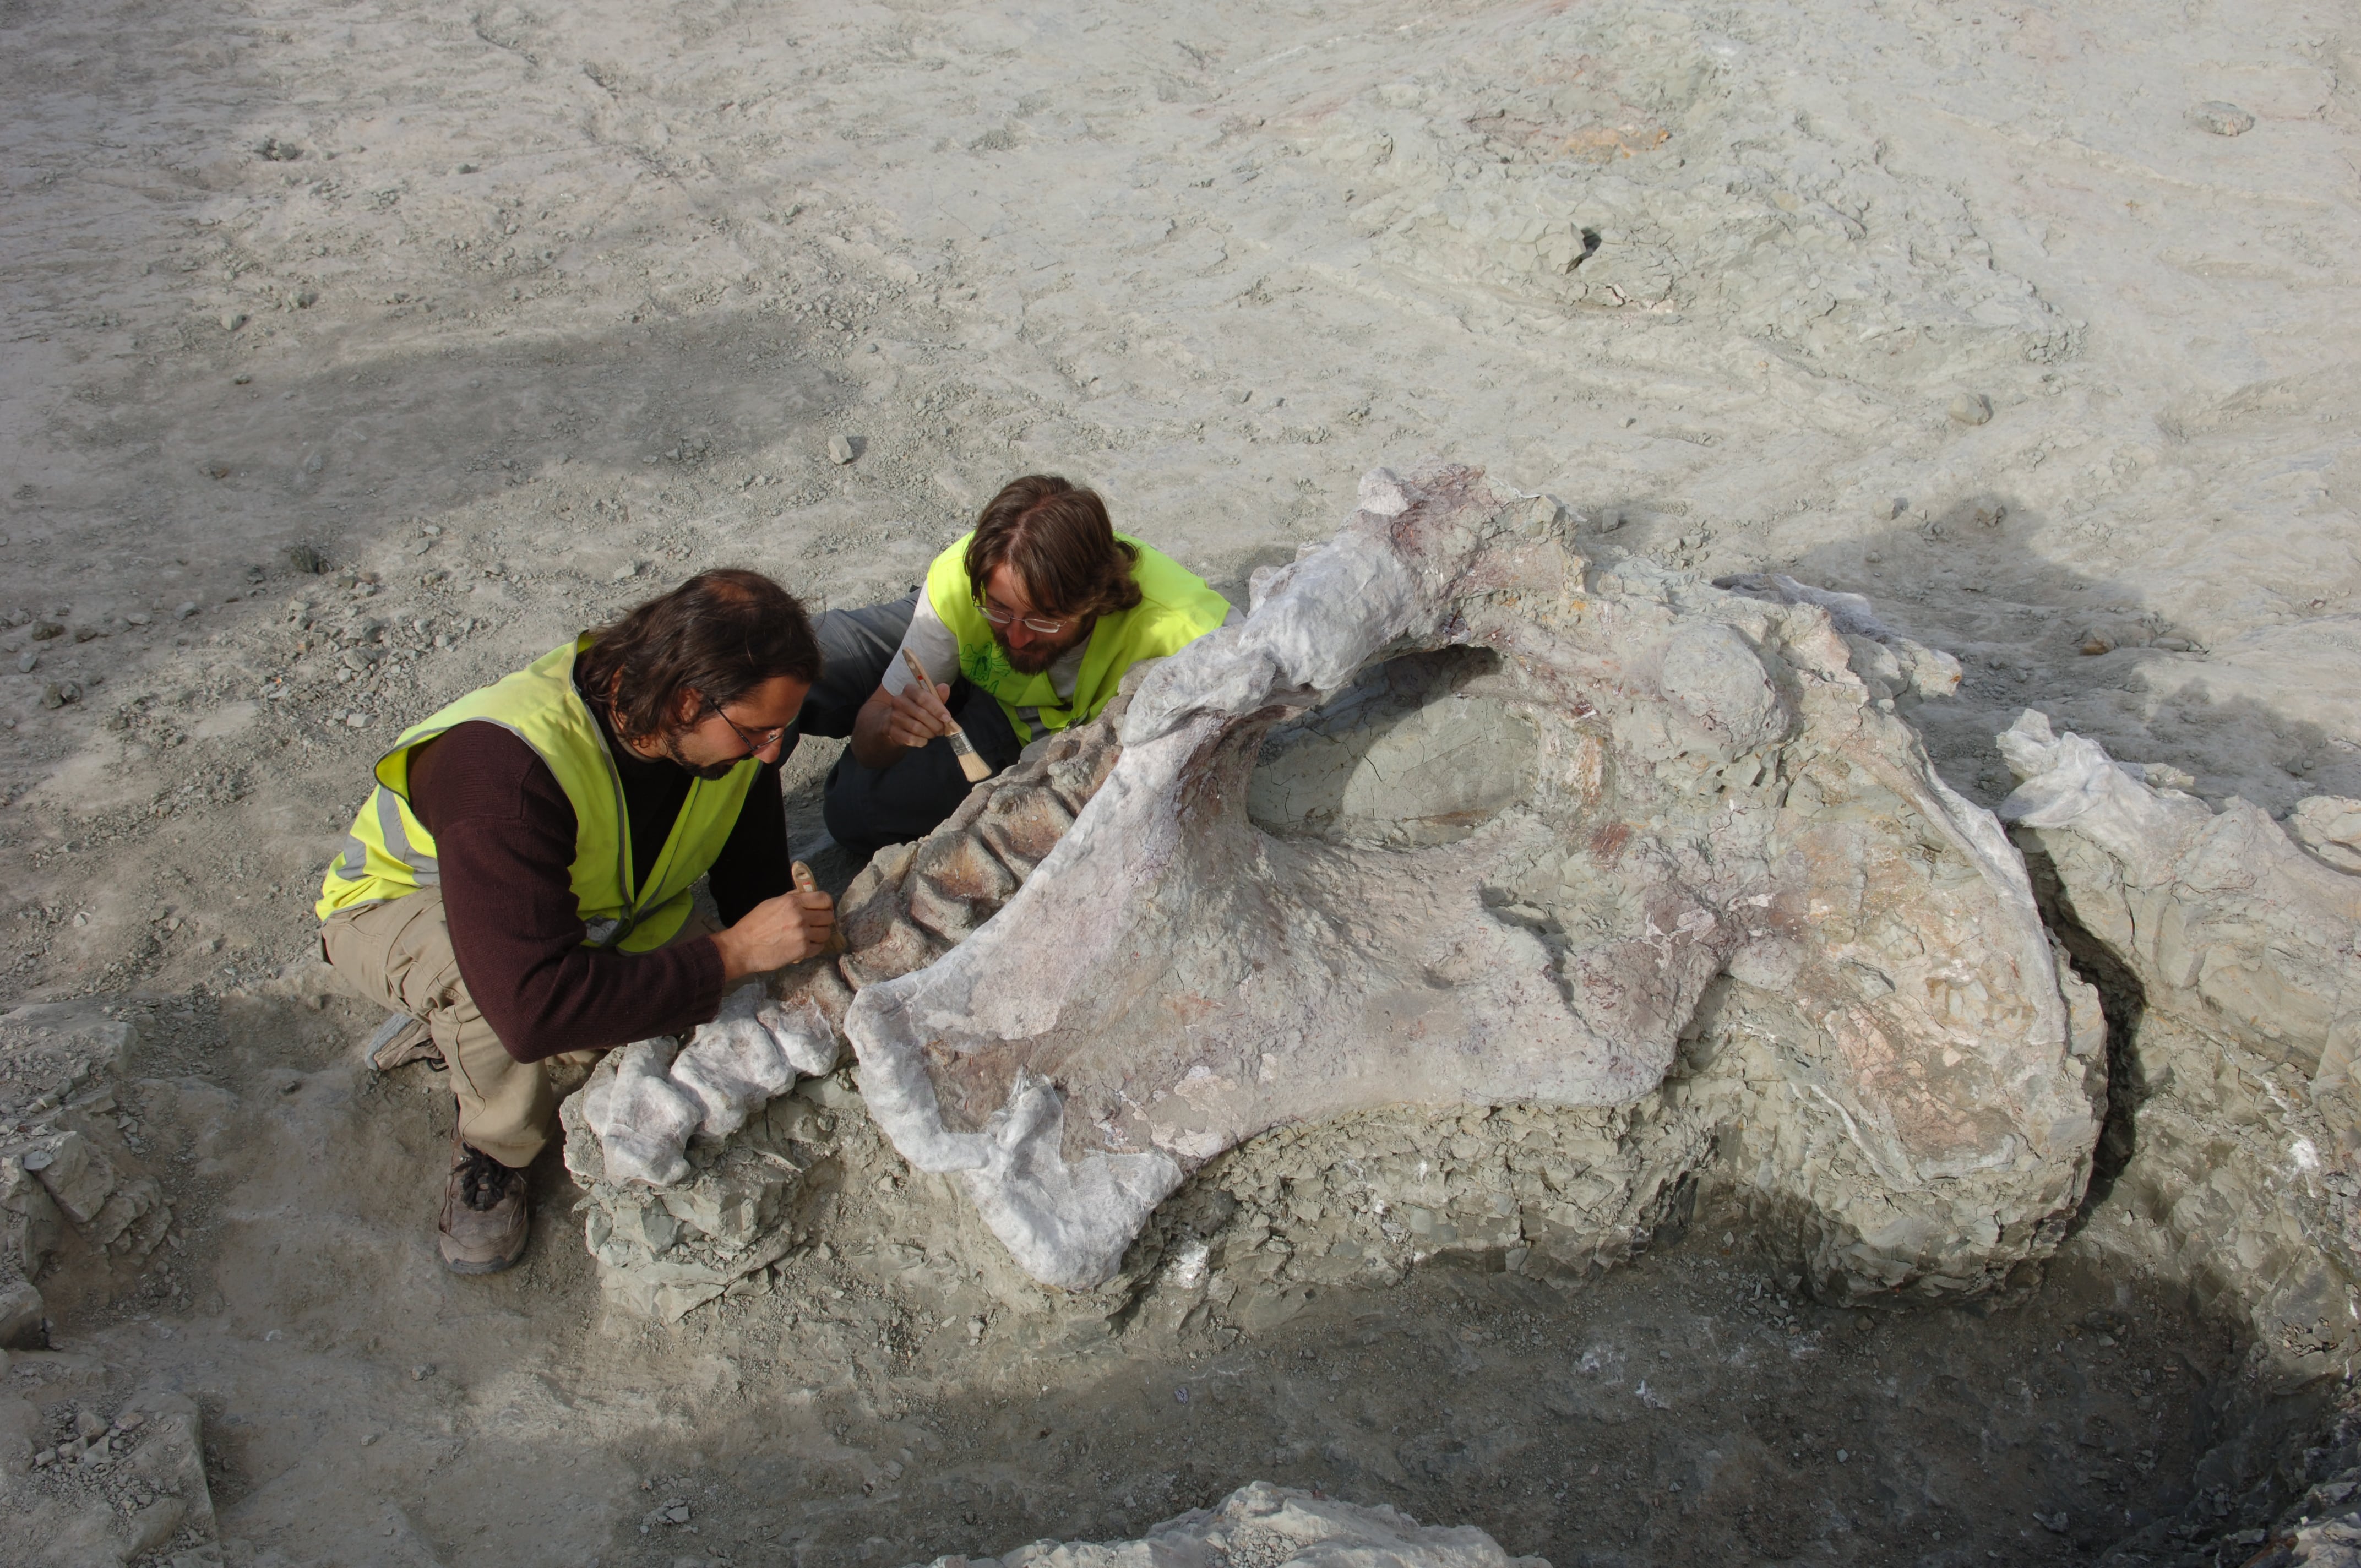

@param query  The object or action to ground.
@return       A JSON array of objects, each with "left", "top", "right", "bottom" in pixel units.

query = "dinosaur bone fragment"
[
  {"left": 911, "top": 1480, "right": 1541, "bottom": 1568},
  {"left": 841, "top": 461, "right": 2101, "bottom": 1291},
  {"left": 583, "top": 984, "right": 839, "bottom": 1187},
  {"left": 1998, "top": 711, "right": 2361, "bottom": 1102}
]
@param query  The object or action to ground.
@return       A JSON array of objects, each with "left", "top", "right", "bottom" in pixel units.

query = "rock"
[
  {"left": 199, "top": 459, "right": 229, "bottom": 480},
  {"left": 285, "top": 543, "right": 324, "bottom": 574},
  {"left": 828, "top": 434, "right": 858, "bottom": 464},
  {"left": 1947, "top": 392, "right": 1994, "bottom": 426},
  {"left": 2190, "top": 101, "right": 2255, "bottom": 135},
  {"left": 1998, "top": 712, "right": 2361, "bottom": 1371},
  {"left": 25, "top": 1131, "right": 119, "bottom": 1226},
  {"left": 28, "top": 620, "right": 63, "bottom": 641},
  {"left": 912, "top": 1480, "right": 1544, "bottom": 1568},
  {"left": 220, "top": 311, "right": 247, "bottom": 332},
  {"left": 841, "top": 462, "right": 2099, "bottom": 1293},
  {"left": 562, "top": 1059, "right": 826, "bottom": 1321},
  {"left": 1999, "top": 710, "right": 2361, "bottom": 1086},
  {"left": 0, "top": 1275, "right": 44, "bottom": 1349},
  {"left": 612, "top": 562, "right": 644, "bottom": 582},
  {"left": 70, "top": 625, "right": 98, "bottom": 642},
  {"left": 2289, "top": 797, "right": 2361, "bottom": 874},
  {"left": 173, "top": 602, "right": 199, "bottom": 619},
  {"left": 14, "top": 651, "right": 34, "bottom": 674},
  {"left": 2078, "top": 631, "right": 2114, "bottom": 655},
  {"left": 12, "top": 1390, "right": 220, "bottom": 1562}
]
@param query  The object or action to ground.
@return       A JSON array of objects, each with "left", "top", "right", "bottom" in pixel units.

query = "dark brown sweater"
[{"left": 406, "top": 717, "right": 791, "bottom": 1063}]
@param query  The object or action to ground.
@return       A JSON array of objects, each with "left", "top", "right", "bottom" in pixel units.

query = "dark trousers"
[{"left": 782, "top": 592, "right": 1024, "bottom": 861}]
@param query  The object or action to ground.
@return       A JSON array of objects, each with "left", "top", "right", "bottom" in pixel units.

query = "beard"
[
  {"left": 660, "top": 733, "right": 742, "bottom": 781},
  {"left": 1004, "top": 641, "right": 1062, "bottom": 675},
  {"left": 997, "top": 620, "right": 1089, "bottom": 676}
]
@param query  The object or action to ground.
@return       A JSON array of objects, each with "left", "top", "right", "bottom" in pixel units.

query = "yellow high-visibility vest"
[
  {"left": 314, "top": 635, "right": 757, "bottom": 951},
  {"left": 925, "top": 532, "right": 1231, "bottom": 745}
]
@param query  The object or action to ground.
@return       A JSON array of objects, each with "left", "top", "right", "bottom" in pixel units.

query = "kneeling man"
[
  {"left": 809, "top": 474, "right": 1233, "bottom": 857},
  {"left": 316, "top": 569, "right": 837, "bottom": 1273}
]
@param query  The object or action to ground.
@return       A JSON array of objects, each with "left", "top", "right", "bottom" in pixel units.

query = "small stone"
[
  {"left": 126, "top": 611, "right": 150, "bottom": 626},
  {"left": 2190, "top": 101, "right": 2255, "bottom": 136},
  {"left": 29, "top": 620, "right": 63, "bottom": 640},
  {"left": 77, "top": 1408, "right": 107, "bottom": 1442},
  {"left": 15, "top": 651, "right": 35, "bottom": 673},
  {"left": 72, "top": 625, "right": 100, "bottom": 642},
  {"left": 346, "top": 712, "right": 369, "bottom": 728},
  {"left": 411, "top": 1363, "right": 434, "bottom": 1380},
  {"left": 278, "top": 1075, "right": 302, "bottom": 1095},
  {"left": 294, "top": 288, "right": 319, "bottom": 309},
  {"left": 612, "top": 562, "right": 643, "bottom": 582},
  {"left": 2079, "top": 632, "right": 2114, "bottom": 656},
  {"left": 175, "top": 602, "right": 199, "bottom": 619},
  {"left": 286, "top": 544, "right": 324, "bottom": 574},
  {"left": 233, "top": 373, "right": 252, "bottom": 385},
  {"left": 828, "top": 434, "right": 857, "bottom": 464},
  {"left": 200, "top": 459, "right": 230, "bottom": 480},
  {"left": 1947, "top": 393, "right": 1994, "bottom": 426},
  {"left": 220, "top": 311, "right": 247, "bottom": 332}
]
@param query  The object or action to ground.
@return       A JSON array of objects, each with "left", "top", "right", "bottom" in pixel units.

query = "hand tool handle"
[
  {"left": 901, "top": 648, "right": 994, "bottom": 783},
  {"left": 791, "top": 860, "right": 846, "bottom": 955}
]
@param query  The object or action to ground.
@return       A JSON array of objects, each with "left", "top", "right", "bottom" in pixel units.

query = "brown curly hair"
[
  {"left": 964, "top": 475, "right": 1142, "bottom": 620},
  {"left": 576, "top": 568, "right": 821, "bottom": 742}
]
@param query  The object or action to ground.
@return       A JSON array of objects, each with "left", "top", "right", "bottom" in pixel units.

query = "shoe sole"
[{"left": 441, "top": 1249, "right": 523, "bottom": 1275}]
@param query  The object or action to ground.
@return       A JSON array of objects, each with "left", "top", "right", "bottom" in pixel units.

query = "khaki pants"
[{"left": 320, "top": 888, "right": 714, "bottom": 1168}]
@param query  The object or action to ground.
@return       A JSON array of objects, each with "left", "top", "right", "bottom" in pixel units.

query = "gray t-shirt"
[{"left": 878, "top": 591, "right": 1088, "bottom": 738}]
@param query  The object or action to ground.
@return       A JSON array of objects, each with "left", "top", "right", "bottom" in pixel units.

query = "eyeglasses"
[
  {"left": 709, "top": 706, "right": 788, "bottom": 755},
  {"left": 978, "top": 601, "right": 1070, "bottom": 635}
]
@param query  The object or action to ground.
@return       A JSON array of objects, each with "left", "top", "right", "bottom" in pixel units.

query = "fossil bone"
[{"left": 840, "top": 462, "right": 2102, "bottom": 1291}]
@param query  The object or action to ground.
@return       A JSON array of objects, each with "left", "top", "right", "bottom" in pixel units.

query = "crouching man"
[
  {"left": 315, "top": 569, "right": 837, "bottom": 1274},
  {"left": 796, "top": 474, "right": 1234, "bottom": 858}
]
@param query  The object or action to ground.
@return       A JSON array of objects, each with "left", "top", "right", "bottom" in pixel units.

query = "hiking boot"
[{"left": 438, "top": 1140, "right": 529, "bottom": 1275}]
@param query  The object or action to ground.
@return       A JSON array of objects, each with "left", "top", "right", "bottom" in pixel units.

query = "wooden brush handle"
[
  {"left": 791, "top": 860, "right": 846, "bottom": 955},
  {"left": 900, "top": 648, "right": 994, "bottom": 783}
]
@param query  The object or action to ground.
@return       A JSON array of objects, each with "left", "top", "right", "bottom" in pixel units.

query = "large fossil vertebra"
[{"left": 835, "top": 462, "right": 2104, "bottom": 1291}]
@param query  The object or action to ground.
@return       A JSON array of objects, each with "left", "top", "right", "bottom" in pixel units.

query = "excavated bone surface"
[
  {"left": 2000, "top": 712, "right": 2361, "bottom": 1380},
  {"left": 560, "top": 1057, "right": 847, "bottom": 1323},
  {"left": 833, "top": 462, "right": 2102, "bottom": 1292},
  {"left": 911, "top": 1480, "right": 1541, "bottom": 1568}
]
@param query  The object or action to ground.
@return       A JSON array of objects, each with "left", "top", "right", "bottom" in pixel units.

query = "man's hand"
[
  {"left": 711, "top": 886, "right": 835, "bottom": 981},
  {"left": 850, "top": 677, "right": 957, "bottom": 767}
]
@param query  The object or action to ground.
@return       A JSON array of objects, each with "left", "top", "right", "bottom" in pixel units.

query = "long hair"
[
  {"left": 576, "top": 568, "right": 820, "bottom": 741},
  {"left": 964, "top": 475, "right": 1143, "bottom": 619}
]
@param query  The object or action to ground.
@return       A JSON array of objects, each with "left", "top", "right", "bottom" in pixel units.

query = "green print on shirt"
[{"left": 962, "top": 635, "right": 1019, "bottom": 692}]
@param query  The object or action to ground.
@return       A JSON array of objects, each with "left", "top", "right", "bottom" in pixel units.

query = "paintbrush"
[
  {"left": 791, "top": 859, "right": 846, "bottom": 955},
  {"left": 901, "top": 647, "right": 994, "bottom": 784}
]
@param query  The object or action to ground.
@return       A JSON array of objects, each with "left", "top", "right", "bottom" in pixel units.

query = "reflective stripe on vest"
[
  {"left": 924, "top": 532, "right": 1231, "bottom": 745},
  {"left": 314, "top": 635, "right": 757, "bottom": 952}
]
